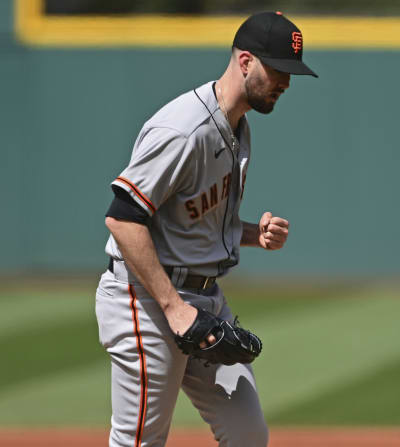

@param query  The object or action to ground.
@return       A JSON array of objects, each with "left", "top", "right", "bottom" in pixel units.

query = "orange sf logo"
[{"left": 292, "top": 32, "right": 302, "bottom": 54}]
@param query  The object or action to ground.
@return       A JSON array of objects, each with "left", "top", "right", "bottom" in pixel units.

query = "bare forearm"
[
  {"left": 105, "top": 217, "right": 180, "bottom": 312},
  {"left": 240, "top": 220, "right": 261, "bottom": 247},
  {"left": 106, "top": 217, "right": 198, "bottom": 334}
]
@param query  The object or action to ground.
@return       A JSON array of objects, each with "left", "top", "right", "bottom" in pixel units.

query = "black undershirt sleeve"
[{"left": 106, "top": 185, "right": 151, "bottom": 226}]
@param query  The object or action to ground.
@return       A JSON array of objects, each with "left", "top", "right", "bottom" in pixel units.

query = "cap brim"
[{"left": 259, "top": 56, "right": 318, "bottom": 78}]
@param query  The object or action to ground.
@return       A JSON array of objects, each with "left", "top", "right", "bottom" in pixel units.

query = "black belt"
[
  {"left": 163, "top": 266, "right": 216, "bottom": 290},
  {"left": 108, "top": 258, "right": 216, "bottom": 290}
]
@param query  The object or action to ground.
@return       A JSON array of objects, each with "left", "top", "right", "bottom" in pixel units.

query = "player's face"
[{"left": 245, "top": 60, "right": 290, "bottom": 114}]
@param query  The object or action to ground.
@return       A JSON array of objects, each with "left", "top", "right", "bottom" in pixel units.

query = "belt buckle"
[{"left": 202, "top": 277, "right": 211, "bottom": 289}]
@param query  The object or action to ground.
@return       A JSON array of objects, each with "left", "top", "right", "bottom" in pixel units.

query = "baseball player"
[{"left": 96, "top": 11, "right": 317, "bottom": 447}]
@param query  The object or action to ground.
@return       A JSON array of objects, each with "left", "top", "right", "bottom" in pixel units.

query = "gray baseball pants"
[{"left": 95, "top": 262, "right": 268, "bottom": 447}]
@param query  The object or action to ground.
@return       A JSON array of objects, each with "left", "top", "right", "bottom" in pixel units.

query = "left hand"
[
  {"left": 174, "top": 308, "right": 262, "bottom": 366},
  {"left": 258, "top": 212, "right": 289, "bottom": 250}
]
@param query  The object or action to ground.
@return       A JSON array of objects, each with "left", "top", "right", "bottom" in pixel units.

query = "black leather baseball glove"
[{"left": 175, "top": 308, "right": 262, "bottom": 365}]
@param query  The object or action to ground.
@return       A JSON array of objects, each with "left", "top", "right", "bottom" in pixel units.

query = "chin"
[{"left": 251, "top": 101, "right": 275, "bottom": 115}]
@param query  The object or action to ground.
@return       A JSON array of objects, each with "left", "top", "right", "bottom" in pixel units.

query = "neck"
[{"left": 216, "top": 71, "right": 249, "bottom": 131}]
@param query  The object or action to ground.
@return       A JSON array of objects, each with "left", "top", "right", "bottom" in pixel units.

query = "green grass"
[
  {"left": 0, "top": 284, "right": 111, "bottom": 426},
  {"left": 268, "top": 355, "right": 400, "bottom": 425},
  {"left": 0, "top": 279, "right": 399, "bottom": 427}
]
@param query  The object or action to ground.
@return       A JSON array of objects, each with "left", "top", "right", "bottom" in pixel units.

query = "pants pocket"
[{"left": 95, "top": 272, "right": 118, "bottom": 348}]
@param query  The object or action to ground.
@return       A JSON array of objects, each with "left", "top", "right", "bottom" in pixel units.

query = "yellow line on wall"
[{"left": 15, "top": 0, "right": 400, "bottom": 49}]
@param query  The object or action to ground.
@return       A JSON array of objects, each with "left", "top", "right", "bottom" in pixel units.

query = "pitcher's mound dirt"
[{"left": 0, "top": 427, "right": 399, "bottom": 446}]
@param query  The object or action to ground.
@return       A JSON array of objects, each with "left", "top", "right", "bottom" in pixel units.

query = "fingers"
[
  {"left": 266, "top": 224, "right": 289, "bottom": 240},
  {"left": 270, "top": 216, "right": 289, "bottom": 228},
  {"left": 259, "top": 213, "right": 289, "bottom": 250},
  {"left": 264, "top": 228, "right": 288, "bottom": 249},
  {"left": 259, "top": 212, "right": 272, "bottom": 233},
  {"left": 207, "top": 334, "right": 217, "bottom": 344},
  {"left": 199, "top": 334, "right": 217, "bottom": 349},
  {"left": 265, "top": 232, "right": 286, "bottom": 243},
  {"left": 264, "top": 239, "right": 285, "bottom": 250}
]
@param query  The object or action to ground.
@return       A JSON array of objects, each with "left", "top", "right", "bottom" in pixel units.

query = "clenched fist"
[{"left": 259, "top": 212, "right": 289, "bottom": 250}]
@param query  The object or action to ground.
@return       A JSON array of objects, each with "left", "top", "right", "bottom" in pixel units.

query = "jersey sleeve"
[{"left": 112, "top": 127, "right": 194, "bottom": 215}]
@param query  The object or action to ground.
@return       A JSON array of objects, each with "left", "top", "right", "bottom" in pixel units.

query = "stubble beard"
[{"left": 245, "top": 76, "right": 275, "bottom": 115}]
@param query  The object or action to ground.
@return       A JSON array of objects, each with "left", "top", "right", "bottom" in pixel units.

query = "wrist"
[
  {"left": 159, "top": 287, "right": 183, "bottom": 313},
  {"left": 241, "top": 221, "right": 262, "bottom": 247}
]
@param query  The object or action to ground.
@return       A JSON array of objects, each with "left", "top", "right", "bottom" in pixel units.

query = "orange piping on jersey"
[
  {"left": 115, "top": 176, "right": 156, "bottom": 214},
  {"left": 129, "top": 284, "right": 148, "bottom": 447}
]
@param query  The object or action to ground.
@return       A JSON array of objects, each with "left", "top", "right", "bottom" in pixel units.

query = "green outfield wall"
[{"left": 2, "top": 1, "right": 400, "bottom": 275}]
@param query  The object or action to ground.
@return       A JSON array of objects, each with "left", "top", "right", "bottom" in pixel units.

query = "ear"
[{"left": 237, "top": 51, "right": 253, "bottom": 77}]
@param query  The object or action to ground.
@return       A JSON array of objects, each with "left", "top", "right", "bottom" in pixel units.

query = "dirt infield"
[{"left": 0, "top": 427, "right": 399, "bottom": 447}]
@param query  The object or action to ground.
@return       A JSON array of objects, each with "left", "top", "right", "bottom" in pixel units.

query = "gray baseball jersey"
[
  {"left": 97, "top": 81, "right": 268, "bottom": 447},
  {"left": 105, "top": 81, "right": 250, "bottom": 276}
]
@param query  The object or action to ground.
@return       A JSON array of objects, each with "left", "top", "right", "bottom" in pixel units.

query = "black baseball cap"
[{"left": 233, "top": 11, "right": 318, "bottom": 78}]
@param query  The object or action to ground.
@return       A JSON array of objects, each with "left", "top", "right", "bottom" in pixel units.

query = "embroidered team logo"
[{"left": 292, "top": 32, "right": 302, "bottom": 54}]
